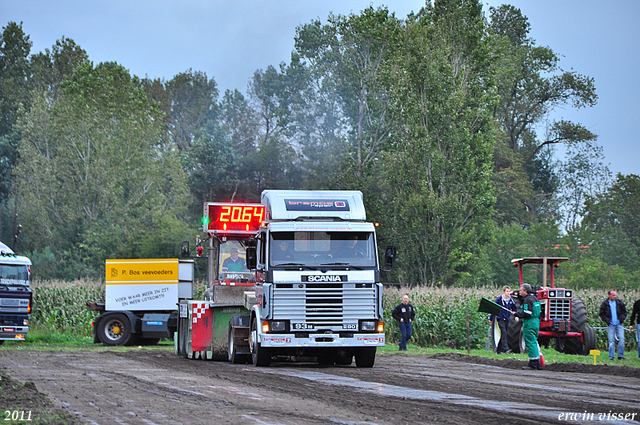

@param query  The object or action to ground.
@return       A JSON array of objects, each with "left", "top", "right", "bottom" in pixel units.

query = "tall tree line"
[{"left": 1, "top": 2, "right": 637, "bottom": 287}]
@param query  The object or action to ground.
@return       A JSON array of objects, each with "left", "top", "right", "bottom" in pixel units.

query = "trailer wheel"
[
  {"left": 560, "top": 298, "right": 590, "bottom": 355},
  {"left": 354, "top": 347, "right": 376, "bottom": 368},
  {"left": 250, "top": 318, "right": 270, "bottom": 367},
  {"left": 97, "top": 313, "right": 134, "bottom": 346}
]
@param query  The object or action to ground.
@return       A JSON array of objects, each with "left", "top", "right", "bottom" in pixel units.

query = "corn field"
[{"left": 28, "top": 279, "right": 640, "bottom": 351}]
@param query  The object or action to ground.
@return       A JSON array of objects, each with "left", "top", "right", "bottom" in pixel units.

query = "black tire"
[
  {"left": 177, "top": 316, "right": 188, "bottom": 358},
  {"left": 506, "top": 298, "right": 523, "bottom": 353},
  {"left": 0, "top": 340, "right": 4, "bottom": 346},
  {"left": 561, "top": 298, "right": 589, "bottom": 355},
  {"left": 354, "top": 347, "right": 376, "bottom": 368},
  {"left": 228, "top": 322, "right": 244, "bottom": 364},
  {"left": 97, "top": 313, "right": 134, "bottom": 346},
  {"left": 490, "top": 317, "right": 500, "bottom": 353},
  {"left": 582, "top": 325, "right": 597, "bottom": 354},
  {"left": 250, "top": 318, "right": 271, "bottom": 367}
]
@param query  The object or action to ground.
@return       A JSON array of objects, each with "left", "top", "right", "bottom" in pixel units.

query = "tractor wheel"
[
  {"left": 582, "top": 325, "right": 597, "bottom": 354},
  {"left": 490, "top": 317, "right": 500, "bottom": 353},
  {"left": 506, "top": 298, "right": 523, "bottom": 353},
  {"left": 560, "top": 298, "right": 589, "bottom": 355},
  {"left": 177, "top": 316, "right": 188, "bottom": 358},
  {"left": 250, "top": 318, "right": 271, "bottom": 367}
]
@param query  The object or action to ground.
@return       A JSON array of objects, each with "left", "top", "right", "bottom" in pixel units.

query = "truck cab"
[
  {"left": 247, "top": 190, "right": 393, "bottom": 367},
  {"left": 0, "top": 242, "right": 32, "bottom": 344}
]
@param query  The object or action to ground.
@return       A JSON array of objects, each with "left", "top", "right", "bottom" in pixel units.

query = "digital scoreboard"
[{"left": 203, "top": 203, "right": 265, "bottom": 235}]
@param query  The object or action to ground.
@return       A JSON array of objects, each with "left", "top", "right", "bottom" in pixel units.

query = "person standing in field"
[
  {"left": 392, "top": 294, "right": 415, "bottom": 351},
  {"left": 629, "top": 297, "right": 640, "bottom": 359},
  {"left": 513, "top": 284, "right": 542, "bottom": 370},
  {"left": 599, "top": 289, "right": 627, "bottom": 360},
  {"left": 489, "top": 286, "right": 518, "bottom": 354}
]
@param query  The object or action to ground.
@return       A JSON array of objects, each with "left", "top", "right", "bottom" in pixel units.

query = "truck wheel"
[
  {"left": 0, "top": 340, "right": 4, "bottom": 346},
  {"left": 250, "top": 318, "right": 270, "bottom": 367},
  {"left": 561, "top": 298, "right": 589, "bottom": 355},
  {"left": 97, "top": 313, "right": 134, "bottom": 346},
  {"left": 354, "top": 347, "right": 376, "bottom": 368}
]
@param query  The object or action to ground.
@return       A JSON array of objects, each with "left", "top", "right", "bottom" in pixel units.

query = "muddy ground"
[{"left": 1, "top": 349, "right": 639, "bottom": 425}]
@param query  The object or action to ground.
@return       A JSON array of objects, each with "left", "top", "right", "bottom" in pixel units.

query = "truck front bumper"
[
  {"left": 260, "top": 332, "right": 385, "bottom": 348},
  {"left": 0, "top": 326, "right": 29, "bottom": 341}
]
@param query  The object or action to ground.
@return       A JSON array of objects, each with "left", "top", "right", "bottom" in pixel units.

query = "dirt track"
[{"left": 1, "top": 348, "right": 639, "bottom": 425}]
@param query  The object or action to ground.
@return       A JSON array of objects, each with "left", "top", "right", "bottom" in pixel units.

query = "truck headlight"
[
  {"left": 23, "top": 319, "right": 29, "bottom": 326},
  {"left": 270, "top": 321, "right": 286, "bottom": 332},
  {"left": 360, "top": 320, "right": 377, "bottom": 331}
]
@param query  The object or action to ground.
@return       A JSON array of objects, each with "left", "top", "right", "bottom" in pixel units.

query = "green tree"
[
  {"left": 14, "top": 62, "right": 189, "bottom": 277},
  {"left": 581, "top": 174, "right": 640, "bottom": 252},
  {"left": 0, "top": 22, "right": 32, "bottom": 205},
  {"left": 292, "top": 7, "right": 402, "bottom": 188},
  {"left": 488, "top": 5, "right": 598, "bottom": 224},
  {"left": 383, "top": 0, "right": 496, "bottom": 286},
  {"left": 165, "top": 69, "right": 219, "bottom": 151}
]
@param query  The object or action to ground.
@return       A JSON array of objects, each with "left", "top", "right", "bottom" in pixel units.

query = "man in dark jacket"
[
  {"left": 599, "top": 290, "right": 627, "bottom": 360},
  {"left": 514, "top": 284, "right": 541, "bottom": 370},
  {"left": 489, "top": 286, "right": 518, "bottom": 354},
  {"left": 392, "top": 295, "right": 415, "bottom": 351},
  {"left": 630, "top": 298, "right": 640, "bottom": 359}
]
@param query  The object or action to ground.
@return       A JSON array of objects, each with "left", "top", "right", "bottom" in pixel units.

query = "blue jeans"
[
  {"left": 607, "top": 323, "right": 625, "bottom": 359},
  {"left": 399, "top": 321, "right": 412, "bottom": 350},
  {"left": 636, "top": 323, "right": 640, "bottom": 359}
]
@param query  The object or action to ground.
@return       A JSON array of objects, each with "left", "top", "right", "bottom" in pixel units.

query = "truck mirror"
[
  {"left": 245, "top": 247, "right": 257, "bottom": 270},
  {"left": 384, "top": 245, "right": 396, "bottom": 269},
  {"left": 181, "top": 241, "right": 190, "bottom": 258}
]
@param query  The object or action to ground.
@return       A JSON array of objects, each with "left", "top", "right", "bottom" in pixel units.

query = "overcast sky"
[{"left": 2, "top": 1, "right": 638, "bottom": 177}]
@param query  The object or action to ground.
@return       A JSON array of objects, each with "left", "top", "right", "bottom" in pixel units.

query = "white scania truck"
[{"left": 177, "top": 190, "right": 396, "bottom": 367}]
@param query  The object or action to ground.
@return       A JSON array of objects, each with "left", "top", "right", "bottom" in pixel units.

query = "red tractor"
[{"left": 490, "top": 257, "right": 597, "bottom": 355}]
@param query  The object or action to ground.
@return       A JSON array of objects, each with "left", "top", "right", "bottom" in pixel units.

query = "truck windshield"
[
  {"left": 269, "top": 231, "right": 376, "bottom": 268},
  {"left": 0, "top": 265, "right": 29, "bottom": 281}
]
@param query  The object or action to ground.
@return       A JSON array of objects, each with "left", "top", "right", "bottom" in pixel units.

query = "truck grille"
[
  {"left": 272, "top": 284, "right": 377, "bottom": 330},
  {"left": 548, "top": 299, "right": 571, "bottom": 320}
]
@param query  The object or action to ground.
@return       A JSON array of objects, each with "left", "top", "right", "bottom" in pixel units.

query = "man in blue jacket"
[
  {"left": 490, "top": 286, "right": 518, "bottom": 354},
  {"left": 599, "top": 290, "right": 627, "bottom": 360},
  {"left": 392, "top": 295, "right": 415, "bottom": 351}
]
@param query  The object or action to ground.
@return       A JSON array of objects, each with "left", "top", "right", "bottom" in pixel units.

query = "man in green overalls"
[{"left": 513, "top": 283, "right": 542, "bottom": 370}]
